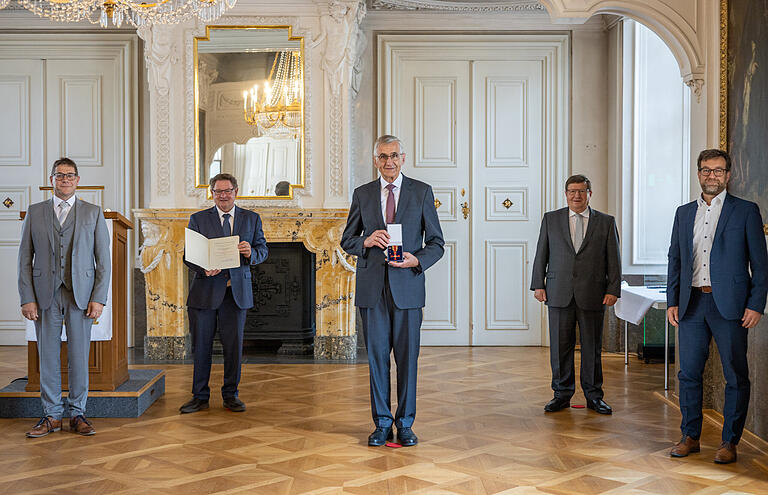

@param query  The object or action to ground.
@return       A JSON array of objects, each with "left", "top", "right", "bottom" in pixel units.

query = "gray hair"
[
  {"left": 373, "top": 135, "right": 404, "bottom": 156},
  {"left": 209, "top": 173, "right": 238, "bottom": 190}
]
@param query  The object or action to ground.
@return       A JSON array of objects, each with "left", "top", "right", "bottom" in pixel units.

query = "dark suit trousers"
[
  {"left": 678, "top": 290, "right": 750, "bottom": 444},
  {"left": 359, "top": 268, "right": 422, "bottom": 429},
  {"left": 548, "top": 298, "right": 605, "bottom": 401},
  {"left": 189, "top": 287, "right": 246, "bottom": 401}
]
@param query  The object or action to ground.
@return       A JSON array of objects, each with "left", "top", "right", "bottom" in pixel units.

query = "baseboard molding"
[{"left": 653, "top": 391, "right": 768, "bottom": 459}]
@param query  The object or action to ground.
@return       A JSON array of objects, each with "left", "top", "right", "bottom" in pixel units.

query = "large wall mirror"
[{"left": 194, "top": 26, "right": 304, "bottom": 198}]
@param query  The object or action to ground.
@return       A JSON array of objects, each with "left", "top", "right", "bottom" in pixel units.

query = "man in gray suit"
[
  {"left": 18, "top": 158, "right": 111, "bottom": 437},
  {"left": 531, "top": 174, "right": 621, "bottom": 415},
  {"left": 341, "top": 135, "right": 444, "bottom": 447}
]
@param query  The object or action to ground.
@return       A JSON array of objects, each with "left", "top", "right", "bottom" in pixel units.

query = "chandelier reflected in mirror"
[
  {"left": 243, "top": 50, "right": 303, "bottom": 139},
  {"left": 0, "top": 0, "right": 237, "bottom": 28}
]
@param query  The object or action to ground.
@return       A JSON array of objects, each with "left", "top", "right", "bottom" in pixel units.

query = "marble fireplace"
[{"left": 133, "top": 208, "right": 358, "bottom": 361}]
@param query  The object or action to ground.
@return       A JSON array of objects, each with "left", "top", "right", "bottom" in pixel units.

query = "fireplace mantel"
[{"left": 133, "top": 208, "right": 358, "bottom": 361}]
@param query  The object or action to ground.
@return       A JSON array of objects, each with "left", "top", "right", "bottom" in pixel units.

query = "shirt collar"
[
  {"left": 380, "top": 173, "right": 403, "bottom": 190},
  {"left": 697, "top": 189, "right": 727, "bottom": 208},
  {"left": 568, "top": 207, "right": 590, "bottom": 218},
  {"left": 216, "top": 205, "right": 235, "bottom": 219},
  {"left": 53, "top": 195, "right": 75, "bottom": 209}
]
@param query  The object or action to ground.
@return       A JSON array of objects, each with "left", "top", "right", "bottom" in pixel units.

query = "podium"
[{"left": 23, "top": 211, "right": 133, "bottom": 392}]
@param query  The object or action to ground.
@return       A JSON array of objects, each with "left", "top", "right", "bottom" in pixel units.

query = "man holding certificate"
[
  {"left": 341, "top": 135, "right": 444, "bottom": 447},
  {"left": 181, "top": 173, "right": 268, "bottom": 414}
]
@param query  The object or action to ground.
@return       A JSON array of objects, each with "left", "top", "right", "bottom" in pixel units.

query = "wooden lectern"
[{"left": 23, "top": 211, "right": 133, "bottom": 392}]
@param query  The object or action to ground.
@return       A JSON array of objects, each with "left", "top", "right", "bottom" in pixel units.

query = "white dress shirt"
[
  {"left": 53, "top": 195, "right": 76, "bottom": 225},
  {"left": 379, "top": 173, "right": 403, "bottom": 224},
  {"left": 568, "top": 207, "right": 590, "bottom": 248},
  {"left": 216, "top": 205, "right": 235, "bottom": 233},
  {"left": 692, "top": 189, "right": 726, "bottom": 287}
]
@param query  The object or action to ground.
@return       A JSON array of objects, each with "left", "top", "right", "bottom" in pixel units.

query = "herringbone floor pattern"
[{"left": 0, "top": 346, "right": 766, "bottom": 494}]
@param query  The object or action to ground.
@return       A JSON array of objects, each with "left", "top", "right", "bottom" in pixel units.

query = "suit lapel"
[
  {"left": 682, "top": 201, "right": 697, "bottom": 257},
  {"left": 367, "top": 180, "right": 386, "bottom": 231},
  {"left": 577, "top": 208, "right": 597, "bottom": 253},
  {"left": 394, "top": 175, "right": 411, "bottom": 224},
  {"left": 232, "top": 205, "right": 242, "bottom": 236},
  {"left": 713, "top": 193, "right": 734, "bottom": 242},
  {"left": 559, "top": 208, "right": 576, "bottom": 253},
  {"left": 71, "top": 198, "right": 80, "bottom": 239},
  {"left": 44, "top": 198, "right": 55, "bottom": 250},
  {"left": 208, "top": 206, "right": 223, "bottom": 237}
]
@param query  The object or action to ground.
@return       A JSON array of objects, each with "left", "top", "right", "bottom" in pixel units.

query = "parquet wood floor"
[{"left": 0, "top": 345, "right": 766, "bottom": 494}]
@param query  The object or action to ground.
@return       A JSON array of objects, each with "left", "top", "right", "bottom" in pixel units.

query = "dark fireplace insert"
[{"left": 244, "top": 242, "right": 316, "bottom": 354}]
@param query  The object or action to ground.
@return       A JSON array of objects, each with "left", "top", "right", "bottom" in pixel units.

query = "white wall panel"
[
  {"left": 0, "top": 76, "right": 30, "bottom": 167},
  {"left": 487, "top": 78, "right": 527, "bottom": 167},
  {"left": 414, "top": 77, "right": 456, "bottom": 167},
  {"left": 432, "top": 186, "right": 457, "bottom": 222},
  {"left": 485, "top": 240, "right": 528, "bottom": 331},
  {"left": 423, "top": 240, "right": 456, "bottom": 330},
  {"left": 0, "top": 240, "right": 25, "bottom": 345},
  {"left": 485, "top": 186, "right": 528, "bottom": 221},
  {"left": 60, "top": 76, "right": 103, "bottom": 167}
]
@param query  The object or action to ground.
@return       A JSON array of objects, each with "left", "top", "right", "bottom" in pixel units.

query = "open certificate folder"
[{"left": 184, "top": 228, "right": 241, "bottom": 270}]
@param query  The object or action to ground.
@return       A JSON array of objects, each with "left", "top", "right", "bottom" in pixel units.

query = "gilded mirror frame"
[{"left": 193, "top": 25, "right": 306, "bottom": 200}]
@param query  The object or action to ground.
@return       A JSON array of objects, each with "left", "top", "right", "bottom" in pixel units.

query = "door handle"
[{"left": 461, "top": 201, "right": 470, "bottom": 220}]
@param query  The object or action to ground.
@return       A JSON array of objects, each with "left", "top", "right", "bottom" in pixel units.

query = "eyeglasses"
[
  {"left": 376, "top": 152, "right": 402, "bottom": 162},
  {"left": 52, "top": 173, "right": 78, "bottom": 181},
  {"left": 212, "top": 188, "right": 235, "bottom": 196},
  {"left": 698, "top": 167, "right": 728, "bottom": 177},
  {"left": 566, "top": 189, "right": 589, "bottom": 196}
]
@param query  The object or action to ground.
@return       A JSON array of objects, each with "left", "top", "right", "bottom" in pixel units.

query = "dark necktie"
[
  {"left": 222, "top": 213, "right": 231, "bottom": 236},
  {"left": 385, "top": 183, "right": 396, "bottom": 224}
]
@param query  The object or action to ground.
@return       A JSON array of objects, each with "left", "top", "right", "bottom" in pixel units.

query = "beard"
[{"left": 701, "top": 181, "right": 725, "bottom": 196}]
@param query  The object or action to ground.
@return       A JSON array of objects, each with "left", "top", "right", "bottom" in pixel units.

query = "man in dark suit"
[
  {"left": 531, "top": 174, "right": 621, "bottom": 415},
  {"left": 341, "top": 134, "right": 444, "bottom": 447},
  {"left": 18, "top": 158, "right": 111, "bottom": 437},
  {"left": 180, "top": 173, "right": 268, "bottom": 414},
  {"left": 667, "top": 149, "right": 767, "bottom": 464}
]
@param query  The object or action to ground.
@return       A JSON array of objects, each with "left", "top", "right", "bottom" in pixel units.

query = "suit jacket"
[
  {"left": 18, "top": 198, "right": 111, "bottom": 311},
  {"left": 667, "top": 193, "right": 768, "bottom": 320},
  {"left": 341, "top": 175, "right": 445, "bottom": 309},
  {"left": 530, "top": 207, "right": 621, "bottom": 310},
  {"left": 185, "top": 206, "right": 268, "bottom": 310}
]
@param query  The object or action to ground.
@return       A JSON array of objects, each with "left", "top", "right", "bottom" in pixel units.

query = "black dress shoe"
[
  {"left": 544, "top": 397, "right": 570, "bottom": 412},
  {"left": 223, "top": 397, "right": 246, "bottom": 412},
  {"left": 587, "top": 398, "right": 612, "bottom": 414},
  {"left": 179, "top": 397, "right": 209, "bottom": 414},
  {"left": 367, "top": 426, "right": 393, "bottom": 446},
  {"left": 397, "top": 427, "right": 418, "bottom": 447}
]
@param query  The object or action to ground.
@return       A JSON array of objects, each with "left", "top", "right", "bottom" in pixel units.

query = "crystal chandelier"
[
  {"left": 243, "top": 50, "right": 302, "bottom": 139},
  {"left": 0, "top": 0, "right": 237, "bottom": 28}
]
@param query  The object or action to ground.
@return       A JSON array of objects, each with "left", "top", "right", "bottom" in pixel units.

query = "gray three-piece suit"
[{"left": 18, "top": 198, "right": 111, "bottom": 418}]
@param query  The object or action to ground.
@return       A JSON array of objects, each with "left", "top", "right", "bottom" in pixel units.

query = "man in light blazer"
[
  {"left": 531, "top": 174, "right": 621, "bottom": 415},
  {"left": 180, "top": 173, "right": 268, "bottom": 414},
  {"left": 667, "top": 149, "right": 767, "bottom": 464},
  {"left": 341, "top": 135, "right": 444, "bottom": 447},
  {"left": 18, "top": 157, "right": 111, "bottom": 437}
]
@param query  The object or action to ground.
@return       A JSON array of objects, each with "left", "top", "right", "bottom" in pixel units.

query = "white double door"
[
  {"left": 382, "top": 40, "right": 561, "bottom": 346},
  {"left": 0, "top": 35, "right": 136, "bottom": 344}
]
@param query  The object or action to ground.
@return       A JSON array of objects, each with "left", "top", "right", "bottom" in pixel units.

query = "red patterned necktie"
[{"left": 385, "top": 183, "right": 396, "bottom": 224}]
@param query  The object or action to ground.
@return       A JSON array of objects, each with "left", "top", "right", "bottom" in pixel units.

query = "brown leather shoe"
[
  {"left": 714, "top": 441, "right": 737, "bottom": 464},
  {"left": 670, "top": 435, "right": 700, "bottom": 457},
  {"left": 69, "top": 415, "right": 96, "bottom": 436},
  {"left": 26, "top": 416, "right": 62, "bottom": 438}
]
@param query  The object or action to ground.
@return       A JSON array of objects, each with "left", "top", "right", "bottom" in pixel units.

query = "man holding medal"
[{"left": 341, "top": 134, "right": 444, "bottom": 447}]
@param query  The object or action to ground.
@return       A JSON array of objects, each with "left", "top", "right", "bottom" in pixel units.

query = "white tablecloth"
[{"left": 614, "top": 283, "right": 667, "bottom": 325}]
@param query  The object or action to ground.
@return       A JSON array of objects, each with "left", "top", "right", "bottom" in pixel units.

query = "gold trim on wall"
[
  {"left": 719, "top": 0, "right": 728, "bottom": 151},
  {"left": 193, "top": 25, "right": 306, "bottom": 200}
]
